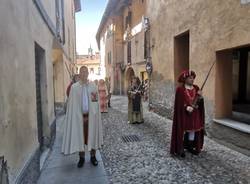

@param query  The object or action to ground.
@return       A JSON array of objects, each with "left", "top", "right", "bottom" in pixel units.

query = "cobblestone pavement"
[
  {"left": 37, "top": 116, "right": 108, "bottom": 184},
  {"left": 100, "top": 96, "right": 250, "bottom": 184}
]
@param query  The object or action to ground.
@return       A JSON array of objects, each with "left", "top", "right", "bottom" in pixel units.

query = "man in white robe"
[{"left": 62, "top": 66, "right": 103, "bottom": 167}]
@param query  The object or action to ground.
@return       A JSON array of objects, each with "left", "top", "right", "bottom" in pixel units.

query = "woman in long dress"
[
  {"left": 98, "top": 79, "right": 108, "bottom": 113},
  {"left": 127, "top": 76, "right": 144, "bottom": 124}
]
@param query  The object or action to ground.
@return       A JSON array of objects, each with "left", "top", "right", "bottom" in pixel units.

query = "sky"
[{"left": 75, "top": 0, "right": 108, "bottom": 55}]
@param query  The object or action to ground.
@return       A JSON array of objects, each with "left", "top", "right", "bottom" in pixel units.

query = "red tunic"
[
  {"left": 170, "top": 85, "right": 205, "bottom": 155},
  {"left": 66, "top": 81, "right": 74, "bottom": 97}
]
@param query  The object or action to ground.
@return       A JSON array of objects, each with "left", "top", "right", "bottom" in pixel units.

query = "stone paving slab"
[
  {"left": 101, "top": 96, "right": 250, "bottom": 184},
  {"left": 37, "top": 116, "right": 108, "bottom": 184}
]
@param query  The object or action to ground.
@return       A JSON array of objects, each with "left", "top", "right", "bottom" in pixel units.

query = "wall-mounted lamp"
[{"left": 146, "top": 57, "right": 153, "bottom": 75}]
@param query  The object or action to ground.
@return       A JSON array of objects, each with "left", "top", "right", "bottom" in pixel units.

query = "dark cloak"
[{"left": 170, "top": 85, "right": 205, "bottom": 155}]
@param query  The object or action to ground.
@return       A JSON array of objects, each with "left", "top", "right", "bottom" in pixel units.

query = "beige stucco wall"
[
  {"left": 123, "top": 0, "right": 146, "bottom": 28},
  {"left": 0, "top": 0, "right": 76, "bottom": 182},
  {"left": 64, "top": 0, "right": 77, "bottom": 63},
  {"left": 147, "top": 0, "right": 250, "bottom": 121},
  {"left": 98, "top": 0, "right": 147, "bottom": 94},
  {"left": 99, "top": 18, "right": 115, "bottom": 92},
  {"left": 124, "top": 31, "right": 145, "bottom": 65},
  {"left": 53, "top": 56, "right": 65, "bottom": 103},
  {"left": 123, "top": 0, "right": 147, "bottom": 85},
  {"left": 42, "top": 0, "right": 56, "bottom": 26}
]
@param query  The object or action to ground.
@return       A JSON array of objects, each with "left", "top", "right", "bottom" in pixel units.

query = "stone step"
[
  {"left": 213, "top": 118, "right": 250, "bottom": 134},
  {"left": 232, "top": 111, "right": 250, "bottom": 125}
]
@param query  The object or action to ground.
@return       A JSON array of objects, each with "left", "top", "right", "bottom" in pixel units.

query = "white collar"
[{"left": 184, "top": 84, "right": 194, "bottom": 90}]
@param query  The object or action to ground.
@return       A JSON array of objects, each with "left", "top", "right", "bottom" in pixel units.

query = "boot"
[
  {"left": 187, "top": 141, "right": 199, "bottom": 155},
  {"left": 77, "top": 152, "right": 85, "bottom": 168},
  {"left": 90, "top": 150, "right": 98, "bottom": 166},
  {"left": 77, "top": 156, "right": 85, "bottom": 168}
]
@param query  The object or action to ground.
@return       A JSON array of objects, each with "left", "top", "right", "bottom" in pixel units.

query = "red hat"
[{"left": 178, "top": 70, "right": 196, "bottom": 83}]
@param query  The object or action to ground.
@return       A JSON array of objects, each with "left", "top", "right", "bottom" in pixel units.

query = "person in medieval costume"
[
  {"left": 62, "top": 66, "right": 103, "bottom": 167},
  {"left": 127, "top": 76, "right": 144, "bottom": 124},
  {"left": 66, "top": 74, "right": 80, "bottom": 97},
  {"left": 170, "top": 70, "right": 205, "bottom": 157},
  {"left": 98, "top": 79, "right": 108, "bottom": 113},
  {"left": 94, "top": 79, "right": 98, "bottom": 86},
  {"left": 64, "top": 74, "right": 79, "bottom": 113},
  {"left": 105, "top": 77, "right": 112, "bottom": 108}
]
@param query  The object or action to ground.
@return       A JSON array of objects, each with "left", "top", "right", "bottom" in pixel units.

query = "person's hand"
[
  {"left": 91, "top": 92, "right": 98, "bottom": 102},
  {"left": 186, "top": 106, "right": 194, "bottom": 113},
  {"left": 197, "top": 90, "right": 203, "bottom": 96}
]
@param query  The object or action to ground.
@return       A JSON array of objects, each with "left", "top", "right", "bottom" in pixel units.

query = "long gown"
[
  {"left": 127, "top": 85, "right": 144, "bottom": 123},
  {"left": 170, "top": 84, "right": 205, "bottom": 155},
  {"left": 98, "top": 84, "right": 108, "bottom": 113}
]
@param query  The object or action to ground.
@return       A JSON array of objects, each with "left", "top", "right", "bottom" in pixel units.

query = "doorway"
[
  {"left": 34, "top": 43, "right": 47, "bottom": 150},
  {"left": 215, "top": 45, "right": 250, "bottom": 123},
  {"left": 232, "top": 47, "right": 250, "bottom": 123},
  {"left": 174, "top": 31, "right": 190, "bottom": 85}
]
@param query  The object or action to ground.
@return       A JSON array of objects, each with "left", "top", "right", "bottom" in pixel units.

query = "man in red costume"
[
  {"left": 170, "top": 70, "right": 205, "bottom": 157},
  {"left": 66, "top": 74, "right": 79, "bottom": 97}
]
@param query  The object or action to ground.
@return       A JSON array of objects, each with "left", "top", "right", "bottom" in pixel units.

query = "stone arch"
[{"left": 125, "top": 67, "right": 135, "bottom": 93}]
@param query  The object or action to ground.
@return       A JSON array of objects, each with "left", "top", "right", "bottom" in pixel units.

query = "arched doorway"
[{"left": 125, "top": 67, "right": 135, "bottom": 93}]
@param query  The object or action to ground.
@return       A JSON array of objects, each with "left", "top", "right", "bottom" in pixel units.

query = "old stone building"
[
  {"left": 96, "top": 0, "right": 148, "bottom": 95},
  {"left": 146, "top": 0, "right": 250, "bottom": 154},
  {"left": 97, "top": 0, "right": 250, "bottom": 155},
  {"left": 0, "top": 0, "right": 80, "bottom": 183},
  {"left": 76, "top": 50, "right": 103, "bottom": 81}
]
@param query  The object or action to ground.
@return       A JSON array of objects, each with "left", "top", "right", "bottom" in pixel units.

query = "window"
[
  {"left": 125, "top": 11, "right": 132, "bottom": 28},
  {"left": 107, "top": 24, "right": 114, "bottom": 38},
  {"left": 68, "top": 27, "right": 71, "bottom": 57},
  {"left": 98, "top": 67, "right": 101, "bottom": 75},
  {"left": 108, "top": 52, "right": 112, "bottom": 64},
  {"left": 55, "top": 0, "right": 65, "bottom": 43},
  {"left": 127, "top": 41, "right": 131, "bottom": 64},
  {"left": 144, "top": 30, "right": 149, "bottom": 59},
  {"left": 90, "top": 68, "right": 94, "bottom": 73}
]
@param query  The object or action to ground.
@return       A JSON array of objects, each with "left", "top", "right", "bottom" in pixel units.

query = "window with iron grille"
[
  {"left": 125, "top": 11, "right": 132, "bottom": 28},
  {"left": 127, "top": 41, "right": 131, "bottom": 64},
  {"left": 144, "top": 31, "right": 148, "bottom": 59}
]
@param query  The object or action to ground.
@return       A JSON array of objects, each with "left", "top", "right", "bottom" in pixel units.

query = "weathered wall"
[
  {"left": 147, "top": 0, "right": 250, "bottom": 126},
  {"left": 123, "top": 0, "right": 146, "bottom": 28},
  {"left": 53, "top": 56, "right": 65, "bottom": 103},
  {"left": 0, "top": 0, "right": 76, "bottom": 182},
  {"left": 113, "top": 15, "right": 124, "bottom": 94},
  {"left": 99, "top": 18, "right": 117, "bottom": 93},
  {"left": 98, "top": 0, "right": 147, "bottom": 94},
  {"left": 98, "top": 15, "right": 124, "bottom": 93},
  {"left": 123, "top": 0, "right": 147, "bottom": 88}
]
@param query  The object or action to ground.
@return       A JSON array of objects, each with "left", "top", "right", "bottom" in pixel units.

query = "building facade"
[
  {"left": 76, "top": 51, "right": 103, "bottom": 81},
  {"left": 97, "top": 0, "right": 250, "bottom": 154},
  {"left": 96, "top": 0, "right": 148, "bottom": 95},
  {"left": 0, "top": 0, "right": 80, "bottom": 183},
  {"left": 146, "top": 0, "right": 250, "bottom": 154}
]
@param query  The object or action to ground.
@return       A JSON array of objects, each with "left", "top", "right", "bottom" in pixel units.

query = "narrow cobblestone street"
[
  {"left": 2, "top": 1, "right": 250, "bottom": 183},
  {"left": 101, "top": 96, "right": 250, "bottom": 184}
]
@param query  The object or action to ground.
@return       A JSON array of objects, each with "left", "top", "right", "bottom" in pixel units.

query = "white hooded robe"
[{"left": 62, "top": 81, "right": 103, "bottom": 155}]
